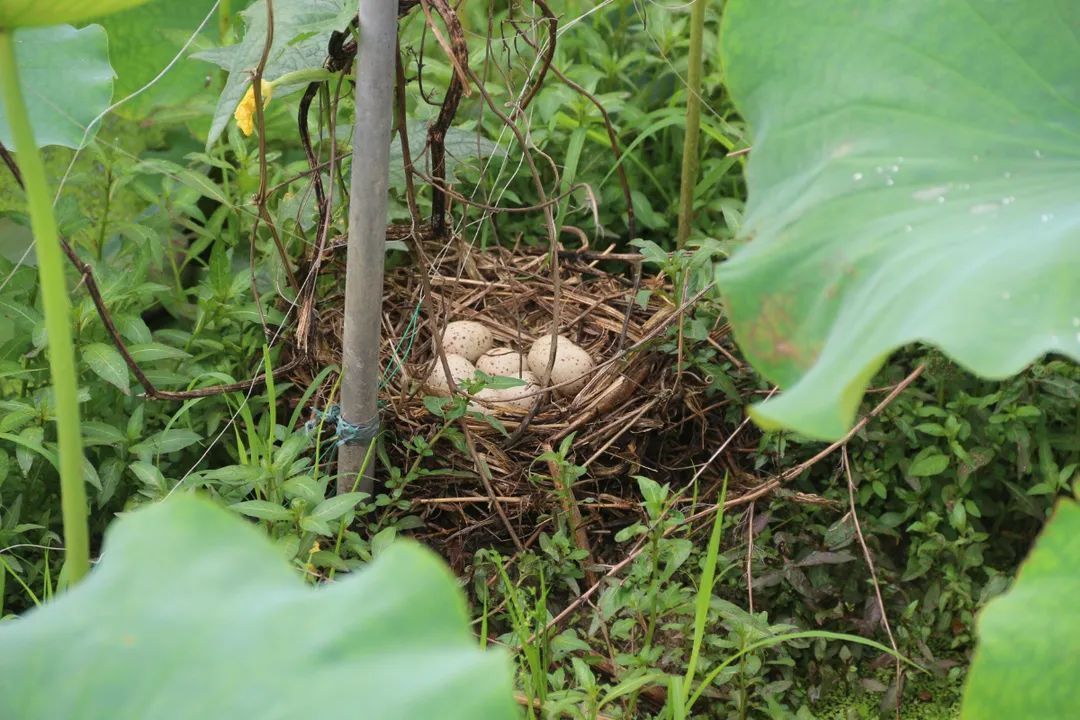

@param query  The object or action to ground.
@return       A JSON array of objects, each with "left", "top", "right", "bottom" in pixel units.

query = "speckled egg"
[
  {"left": 425, "top": 353, "right": 477, "bottom": 396},
  {"left": 441, "top": 321, "right": 494, "bottom": 363},
  {"left": 477, "top": 347, "right": 529, "bottom": 377},
  {"left": 495, "top": 370, "right": 540, "bottom": 411},
  {"left": 528, "top": 335, "right": 595, "bottom": 397},
  {"left": 467, "top": 387, "right": 504, "bottom": 413}
]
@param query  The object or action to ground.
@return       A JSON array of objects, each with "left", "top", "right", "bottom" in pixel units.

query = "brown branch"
[
  {"left": 844, "top": 447, "right": 903, "bottom": 719},
  {"left": 420, "top": 0, "right": 468, "bottom": 236},
  {"left": 513, "top": 0, "right": 557, "bottom": 118}
]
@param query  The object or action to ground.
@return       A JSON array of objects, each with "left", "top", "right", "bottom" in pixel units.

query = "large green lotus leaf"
[
  {"left": 717, "top": 0, "right": 1080, "bottom": 440},
  {"left": 962, "top": 499, "right": 1080, "bottom": 718},
  {"left": 192, "top": 0, "right": 352, "bottom": 148},
  {"left": 0, "top": 0, "right": 150, "bottom": 27},
  {"left": 0, "top": 25, "right": 113, "bottom": 149},
  {"left": 0, "top": 495, "right": 516, "bottom": 720},
  {"left": 99, "top": 0, "right": 218, "bottom": 117}
]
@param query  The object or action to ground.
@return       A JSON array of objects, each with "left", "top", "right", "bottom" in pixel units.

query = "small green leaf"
[
  {"left": 126, "top": 343, "right": 191, "bottom": 363},
  {"left": 0, "top": 0, "right": 151, "bottom": 27},
  {"left": 909, "top": 454, "right": 950, "bottom": 478},
  {"left": 230, "top": 500, "right": 292, "bottom": 522},
  {"left": 963, "top": 500, "right": 1080, "bottom": 718},
  {"left": 81, "top": 421, "right": 126, "bottom": 448},
  {"left": 131, "top": 429, "right": 201, "bottom": 456},
  {"left": 135, "top": 159, "right": 228, "bottom": 205},
  {"left": 128, "top": 461, "right": 166, "bottom": 493},
  {"left": 309, "top": 492, "right": 367, "bottom": 524},
  {"left": 82, "top": 343, "right": 129, "bottom": 394},
  {"left": 201, "top": 465, "right": 265, "bottom": 486}
]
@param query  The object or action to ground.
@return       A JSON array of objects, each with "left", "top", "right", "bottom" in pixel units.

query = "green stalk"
[
  {"left": 0, "top": 30, "right": 90, "bottom": 585},
  {"left": 676, "top": 0, "right": 707, "bottom": 249}
]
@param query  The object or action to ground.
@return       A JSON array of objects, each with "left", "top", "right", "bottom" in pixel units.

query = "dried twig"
[{"left": 844, "top": 446, "right": 903, "bottom": 719}]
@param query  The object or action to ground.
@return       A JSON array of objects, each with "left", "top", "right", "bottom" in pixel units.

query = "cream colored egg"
[
  {"left": 477, "top": 347, "right": 529, "bottom": 377},
  {"left": 441, "top": 321, "right": 494, "bottom": 363},
  {"left": 527, "top": 334, "right": 576, "bottom": 376},
  {"left": 548, "top": 344, "right": 595, "bottom": 397},
  {"left": 467, "top": 387, "right": 504, "bottom": 413},
  {"left": 495, "top": 370, "right": 540, "bottom": 411},
  {"left": 424, "top": 353, "right": 476, "bottom": 396}
]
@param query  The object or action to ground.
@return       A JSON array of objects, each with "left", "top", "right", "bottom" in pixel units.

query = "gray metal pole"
[{"left": 337, "top": 1, "right": 396, "bottom": 495}]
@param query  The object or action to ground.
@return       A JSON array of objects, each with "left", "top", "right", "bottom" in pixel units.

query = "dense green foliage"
[{"left": 0, "top": 0, "right": 1076, "bottom": 718}]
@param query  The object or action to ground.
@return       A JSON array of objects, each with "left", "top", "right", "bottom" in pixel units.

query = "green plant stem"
[
  {"left": 676, "top": 0, "right": 707, "bottom": 249},
  {"left": 0, "top": 30, "right": 90, "bottom": 585}
]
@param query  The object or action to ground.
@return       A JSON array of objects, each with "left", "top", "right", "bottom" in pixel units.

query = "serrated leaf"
[
  {"left": 0, "top": 0, "right": 151, "bottom": 27},
  {"left": 963, "top": 500, "right": 1080, "bottom": 718},
  {"left": 717, "top": 0, "right": 1080, "bottom": 440},
  {"left": 83, "top": 343, "right": 130, "bottom": 394},
  {"left": 0, "top": 496, "right": 515, "bottom": 718},
  {"left": 0, "top": 25, "right": 113, "bottom": 148}
]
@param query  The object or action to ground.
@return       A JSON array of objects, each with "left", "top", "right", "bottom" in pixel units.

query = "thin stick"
[
  {"left": 462, "top": 423, "right": 524, "bottom": 551},
  {"left": 844, "top": 447, "right": 903, "bottom": 719},
  {"left": 746, "top": 501, "right": 755, "bottom": 615}
]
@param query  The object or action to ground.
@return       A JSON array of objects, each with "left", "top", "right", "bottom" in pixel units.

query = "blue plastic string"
[{"left": 306, "top": 405, "right": 380, "bottom": 447}]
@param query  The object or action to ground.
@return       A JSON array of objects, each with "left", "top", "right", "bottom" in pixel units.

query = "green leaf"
[
  {"left": 717, "top": 0, "right": 1080, "bottom": 440},
  {"left": 0, "top": 25, "right": 113, "bottom": 149},
  {"left": 963, "top": 500, "right": 1080, "bottom": 718},
  {"left": 135, "top": 159, "right": 228, "bottom": 205},
  {"left": 125, "top": 342, "right": 191, "bottom": 363},
  {"left": 99, "top": 0, "right": 218, "bottom": 116},
  {"left": 230, "top": 500, "right": 292, "bottom": 522},
  {"left": 0, "top": 0, "right": 150, "bottom": 27},
  {"left": 909, "top": 453, "right": 949, "bottom": 478},
  {"left": 131, "top": 429, "right": 201, "bottom": 456},
  {"left": 0, "top": 496, "right": 516, "bottom": 718},
  {"left": 192, "top": 0, "right": 352, "bottom": 148},
  {"left": 81, "top": 421, "right": 127, "bottom": 447},
  {"left": 82, "top": 342, "right": 130, "bottom": 394},
  {"left": 309, "top": 492, "right": 367, "bottom": 524}
]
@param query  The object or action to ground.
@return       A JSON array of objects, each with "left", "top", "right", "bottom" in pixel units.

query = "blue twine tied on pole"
[{"left": 305, "top": 405, "right": 380, "bottom": 447}]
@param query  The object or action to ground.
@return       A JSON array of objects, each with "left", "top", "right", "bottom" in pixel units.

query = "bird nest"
[{"left": 295, "top": 229, "right": 740, "bottom": 556}]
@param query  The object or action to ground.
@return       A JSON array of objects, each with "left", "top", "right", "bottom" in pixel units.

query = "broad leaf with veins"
[
  {"left": 717, "top": 0, "right": 1080, "bottom": 439},
  {"left": 0, "top": 496, "right": 516, "bottom": 719}
]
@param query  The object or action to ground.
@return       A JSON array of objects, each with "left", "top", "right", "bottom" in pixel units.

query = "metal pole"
[{"left": 338, "top": 0, "right": 396, "bottom": 495}]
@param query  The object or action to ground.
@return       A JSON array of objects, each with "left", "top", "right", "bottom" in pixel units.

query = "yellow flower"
[{"left": 233, "top": 79, "right": 273, "bottom": 136}]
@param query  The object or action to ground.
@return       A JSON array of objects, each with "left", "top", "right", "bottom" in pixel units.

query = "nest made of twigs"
[{"left": 292, "top": 228, "right": 741, "bottom": 554}]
